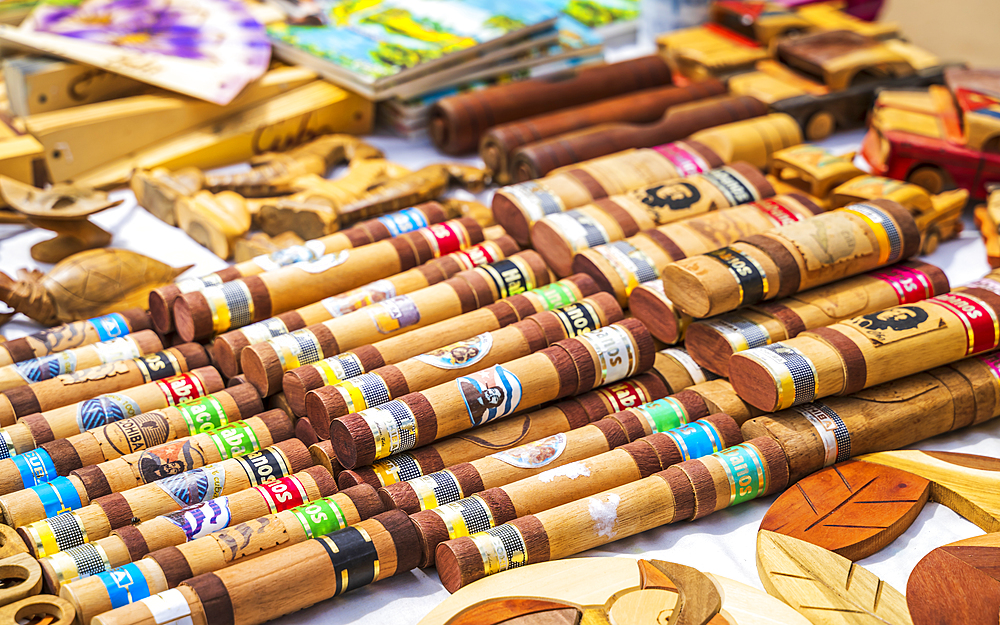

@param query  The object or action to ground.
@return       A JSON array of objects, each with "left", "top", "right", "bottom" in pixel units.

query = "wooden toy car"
[
  {"left": 862, "top": 67, "right": 1000, "bottom": 200},
  {"left": 974, "top": 186, "right": 1000, "bottom": 267},
  {"left": 774, "top": 0, "right": 885, "bottom": 21},
  {"left": 767, "top": 143, "right": 864, "bottom": 206},
  {"left": 728, "top": 30, "right": 945, "bottom": 140}
]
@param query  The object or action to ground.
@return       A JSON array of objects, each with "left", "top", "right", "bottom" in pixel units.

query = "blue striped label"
[
  {"left": 13, "top": 449, "right": 57, "bottom": 488},
  {"left": 34, "top": 476, "right": 83, "bottom": 517},
  {"left": 89, "top": 313, "right": 129, "bottom": 342},
  {"left": 98, "top": 563, "right": 152, "bottom": 608}
]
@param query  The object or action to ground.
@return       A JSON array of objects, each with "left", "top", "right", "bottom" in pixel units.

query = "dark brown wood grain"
[{"left": 907, "top": 532, "right": 1000, "bottom": 625}]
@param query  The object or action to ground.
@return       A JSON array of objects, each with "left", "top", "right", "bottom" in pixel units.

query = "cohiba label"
[
  {"left": 457, "top": 365, "right": 523, "bottom": 427},
  {"left": 293, "top": 497, "right": 348, "bottom": 538},
  {"left": 705, "top": 247, "right": 769, "bottom": 306},
  {"left": 579, "top": 325, "right": 637, "bottom": 385},
  {"left": 702, "top": 315, "right": 771, "bottom": 352},
  {"left": 490, "top": 433, "right": 567, "bottom": 468},
  {"left": 718, "top": 443, "right": 767, "bottom": 506},
  {"left": 742, "top": 343, "right": 818, "bottom": 409},
  {"left": 472, "top": 524, "right": 528, "bottom": 575},
  {"left": 791, "top": 402, "right": 851, "bottom": 466},
  {"left": 502, "top": 181, "right": 566, "bottom": 223},
  {"left": 414, "top": 333, "right": 493, "bottom": 370},
  {"left": 434, "top": 495, "right": 495, "bottom": 539},
  {"left": 365, "top": 401, "right": 418, "bottom": 459}
]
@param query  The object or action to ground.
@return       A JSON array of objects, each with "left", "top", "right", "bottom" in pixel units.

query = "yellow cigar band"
[
  {"left": 471, "top": 524, "right": 528, "bottom": 576},
  {"left": 742, "top": 343, "right": 818, "bottom": 410},
  {"left": 316, "top": 360, "right": 345, "bottom": 386},
  {"left": 409, "top": 470, "right": 463, "bottom": 511},
  {"left": 434, "top": 495, "right": 495, "bottom": 540},
  {"left": 48, "top": 542, "right": 111, "bottom": 585},
  {"left": 25, "top": 513, "right": 89, "bottom": 559},
  {"left": 842, "top": 203, "right": 902, "bottom": 266},
  {"left": 336, "top": 380, "right": 369, "bottom": 413}
]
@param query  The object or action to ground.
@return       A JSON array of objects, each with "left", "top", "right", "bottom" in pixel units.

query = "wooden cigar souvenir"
[
  {"left": 907, "top": 532, "right": 1000, "bottom": 625},
  {"left": 173, "top": 217, "right": 485, "bottom": 342},
  {"left": 0, "top": 384, "right": 262, "bottom": 497},
  {"left": 91, "top": 509, "right": 419, "bottom": 625},
  {"left": 58, "top": 485, "right": 384, "bottom": 620},
  {"left": 510, "top": 94, "right": 768, "bottom": 182},
  {"left": 492, "top": 113, "right": 803, "bottom": 246},
  {"left": 686, "top": 260, "right": 950, "bottom": 376},
  {"left": 480, "top": 80, "right": 727, "bottom": 184},
  {"left": 0, "top": 343, "right": 210, "bottom": 426},
  {"left": 430, "top": 56, "right": 674, "bottom": 155},
  {"left": 211, "top": 236, "right": 520, "bottom": 378},
  {"left": 661, "top": 199, "right": 923, "bottom": 319},
  {"left": 330, "top": 319, "right": 656, "bottom": 470},
  {"left": 434, "top": 437, "right": 789, "bottom": 591},
  {"left": 281, "top": 274, "right": 599, "bottom": 418},
  {"left": 305, "top": 293, "right": 623, "bottom": 435},
  {"left": 240, "top": 250, "right": 554, "bottom": 398},
  {"left": 406, "top": 413, "right": 743, "bottom": 566},
  {"left": 0, "top": 309, "right": 151, "bottom": 368}
]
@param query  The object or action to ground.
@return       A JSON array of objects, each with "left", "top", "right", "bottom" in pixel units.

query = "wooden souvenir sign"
[{"left": 907, "top": 532, "right": 1000, "bottom": 625}]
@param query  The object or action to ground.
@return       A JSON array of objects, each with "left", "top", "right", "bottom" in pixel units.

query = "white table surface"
[{"left": 1, "top": 128, "right": 997, "bottom": 625}]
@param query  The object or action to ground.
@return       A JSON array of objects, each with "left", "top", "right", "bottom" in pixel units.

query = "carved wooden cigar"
[
  {"left": 532, "top": 163, "right": 777, "bottom": 277},
  {"left": 411, "top": 413, "right": 743, "bottom": 566},
  {"left": 306, "top": 293, "right": 623, "bottom": 436},
  {"left": 281, "top": 275, "right": 598, "bottom": 418},
  {"left": 430, "top": 55, "right": 674, "bottom": 155},
  {"left": 729, "top": 283, "right": 1000, "bottom": 411},
  {"left": 661, "top": 200, "right": 922, "bottom": 319},
  {"left": 435, "top": 436, "right": 788, "bottom": 591},
  {"left": 211, "top": 236, "right": 520, "bottom": 378},
  {"left": 148, "top": 201, "right": 461, "bottom": 333},
  {"left": 480, "top": 81, "right": 727, "bottom": 184},
  {"left": 59, "top": 485, "right": 383, "bottom": 620},
  {"left": 686, "top": 261, "right": 951, "bottom": 377},
  {"left": 741, "top": 351, "right": 1000, "bottom": 484},
  {"left": 173, "top": 217, "right": 485, "bottom": 342},
  {"left": 0, "top": 384, "right": 262, "bottom": 497},
  {"left": 17, "top": 436, "right": 308, "bottom": 559},
  {"left": 492, "top": 112, "right": 802, "bottom": 245},
  {"left": 0, "top": 344, "right": 210, "bottom": 426},
  {"left": 0, "top": 309, "right": 151, "bottom": 368},
  {"left": 331, "top": 319, "right": 656, "bottom": 470},
  {"left": 3, "top": 409, "right": 292, "bottom": 531},
  {"left": 510, "top": 94, "right": 768, "bottom": 182},
  {"left": 241, "top": 250, "right": 554, "bottom": 397}
]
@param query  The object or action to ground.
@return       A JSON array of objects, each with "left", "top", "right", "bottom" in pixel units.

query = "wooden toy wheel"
[
  {"left": 921, "top": 228, "right": 941, "bottom": 255},
  {"left": 908, "top": 165, "right": 948, "bottom": 194},
  {"left": 805, "top": 111, "right": 835, "bottom": 141}
]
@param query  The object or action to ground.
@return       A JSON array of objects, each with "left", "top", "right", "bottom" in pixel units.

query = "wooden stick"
[
  {"left": 661, "top": 200, "right": 923, "bottom": 319},
  {"left": 305, "top": 293, "right": 623, "bottom": 437},
  {"left": 0, "top": 344, "right": 210, "bottom": 426},
  {"left": 211, "top": 236, "right": 520, "bottom": 378},
  {"left": 686, "top": 261, "right": 951, "bottom": 376},
  {"left": 0, "top": 309, "right": 151, "bottom": 368},
  {"left": 240, "top": 250, "right": 554, "bottom": 398},
  {"left": 492, "top": 113, "right": 802, "bottom": 245},
  {"left": 281, "top": 274, "right": 597, "bottom": 419},
  {"left": 435, "top": 436, "right": 789, "bottom": 591},
  {"left": 330, "top": 319, "right": 656, "bottom": 470}
]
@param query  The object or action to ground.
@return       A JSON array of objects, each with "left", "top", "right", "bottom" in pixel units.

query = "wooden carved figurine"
[{"left": 974, "top": 186, "right": 1000, "bottom": 267}]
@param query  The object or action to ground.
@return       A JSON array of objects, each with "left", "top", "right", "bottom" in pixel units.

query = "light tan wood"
[
  {"left": 63, "top": 559, "right": 169, "bottom": 625},
  {"left": 231, "top": 231, "right": 305, "bottom": 263},
  {"left": 0, "top": 594, "right": 76, "bottom": 625},
  {"left": 175, "top": 191, "right": 253, "bottom": 260},
  {"left": 0, "top": 552, "right": 42, "bottom": 605},
  {"left": 3, "top": 56, "right": 145, "bottom": 117}
]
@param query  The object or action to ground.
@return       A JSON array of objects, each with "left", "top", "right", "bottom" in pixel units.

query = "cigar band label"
[
  {"left": 552, "top": 301, "right": 602, "bottom": 338},
  {"left": 378, "top": 206, "right": 429, "bottom": 236},
  {"left": 531, "top": 281, "right": 578, "bottom": 311},
  {"left": 745, "top": 343, "right": 817, "bottom": 409},
  {"left": 791, "top": 402, "right": 850, "bottom": 466},
  {"left": 135, "top": 350, "right": 182, "bottom": 383},
  {"left": 89, "top": 312, "right": 130, "bottom": 342},
  {"left": 471, "top": 524, "right": 528, "bottom": 575},
  {"left": 295, "top": 250, "right": 350, "bottom": 275},
  {"left": 253, "top": 240, "right": 326, "bottom": 271},
  {"left": 546, "top": 211, "right": 610, "bottom": 253},
  {"left": 93, "top": 336, "right": 143, "bottom": 365},
  {"left": 701, "top": 315, "right": 771, "bottom": 352},
  {"left": 98, "top": 562, "right": 152, "bottom": 609},
  {"left": 719, "top": 443, "right": 767, "bottom": 506},
  {"left": 13, "top": 448, "right": 57, "bottom": 487},
  {"left": 237, "top": 448, "right": 292, "bottom": 486},
  {"left": 139, "top": 588, "right": 193, "bottom": 625},
  {"left": 37, "top": 478, "right": 85, "bottom": 525},
  {"left": 293, "top": 497, "right": 348, "bottom": 538},
  {"left": 410, "top": 470, "right": 463, "bottom": 510},
  {"left": 872, "top": 265, "right": 933, "bottom": 304},
  {"left": 156, "top": 462, "right": 227, "bottom": 506},
  {"left": 491, "top": 433, "right": 566, "bottom": 469},
  {"left": 843, "top": 203, "right": 903, "bottom": 265},
  {"left": 318, "top": 526, "right": 379, "bottom": 595},
  {"left": 365, "top": 401, "right": 418, "bottom": 459},
  {"left": 596, "top": 380, "right": 650, "bottom": 412},
  {"left": 635, "top": 398, "right": 689, "bottom": 434},
  {"left": 368, "top": 295, "right": 421, "bottom": 334},
  {"left": 371, "top": 453, "right": 423, "bottom": 486},
  {"left": 964, "top": 278, "right": 1000, "bottom": 298},
  {"left": 482, "top": 257, "right": 534, "bottom": 300},
  {"left": 209, "top": 420, "right": 261, "bottom": 460},
  {"left": 593, "top": 241, "right": 659, "bottom": 297},
  {"left": 755, "top": 197, "right": 808, "bottom": 227},
  {"left": 204, "top": 281, "right": 255, "bottom": 333},
  {"left": 76, "top": 393, "right": 143, "bottom": 432},
  {"left": 157, "top": 372, "right": 208, "bottom": 407},
  {"left": 421, "top": 220, "right": 470, "bottom": 258},
  {"left": 435, "top": 495, "right": 495, "bottom": 539},
  {"left": 458, "top": 365, "right": 523, "bottom": 427},
  {"left": 335, "top": 373, "right": 391, "bottom": 413},
  {"left": 13, "top": 351, "right": 77, "bottom": 383},
  {"left": 652, "top": 142, "right": 711, "bottom": 177},
  {"left": 321, "top": 280, "right": 396, "bottom": 318},
  {"left": 414, "top": 333, "right": 493, "bottom": 370},
  {"left": 0, "top": 429, "right": 15, "bottom": 460},
  {"left": 104, "top": 411, "right": 170, "bottom": 456},
  {"left": 163, "top": 497, "right": 233, "bottom": 541},
  {"left": 453, "top": 242, "right": 502, "bottom": 271},
  {"left": 666, "top": 419, "right": 725, "bottom": 461},
  {"left": 49, "top": 542, "right": 112, "bottom": 584},
  {"left": 271, "top": 329, "right": 324, "bottom": 371},
  {"left": 661, "top": 347, "right": 708, "bottom": 385},
  {"left": 701, "top": 166, "right": 760, "bottom": 206},
  {"left": 28, "top": 508, "right": 87, "bottom": 558},
  {"left": 314, "top": 353, "right": 366, "bottom": 386},
  {"left": 705, "top": 248, "right": 769, "bottom": 307},
  {"left": 980, "top": 352, "right": 1000, "bottom": 384},
  {"left": 175, "top": 273, "right": 223, "bottom": 295},
  {"left": 502, "top": 181, "right": 565, "bottom": 223},
  {"left": 580, "top": 325, "right": 637, "bottom": 385},
  {"left": 179, "top": 395, "right": 229, "bottom": 435},
  {"left": 254, "top": 475, "right": 307, "bottom": 513},
  {"left": 240, "top": 317, "right": 290, "bottom": 346},
  {"left": 930, "top": 293, "right": 1000, "bottom": 355}
]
